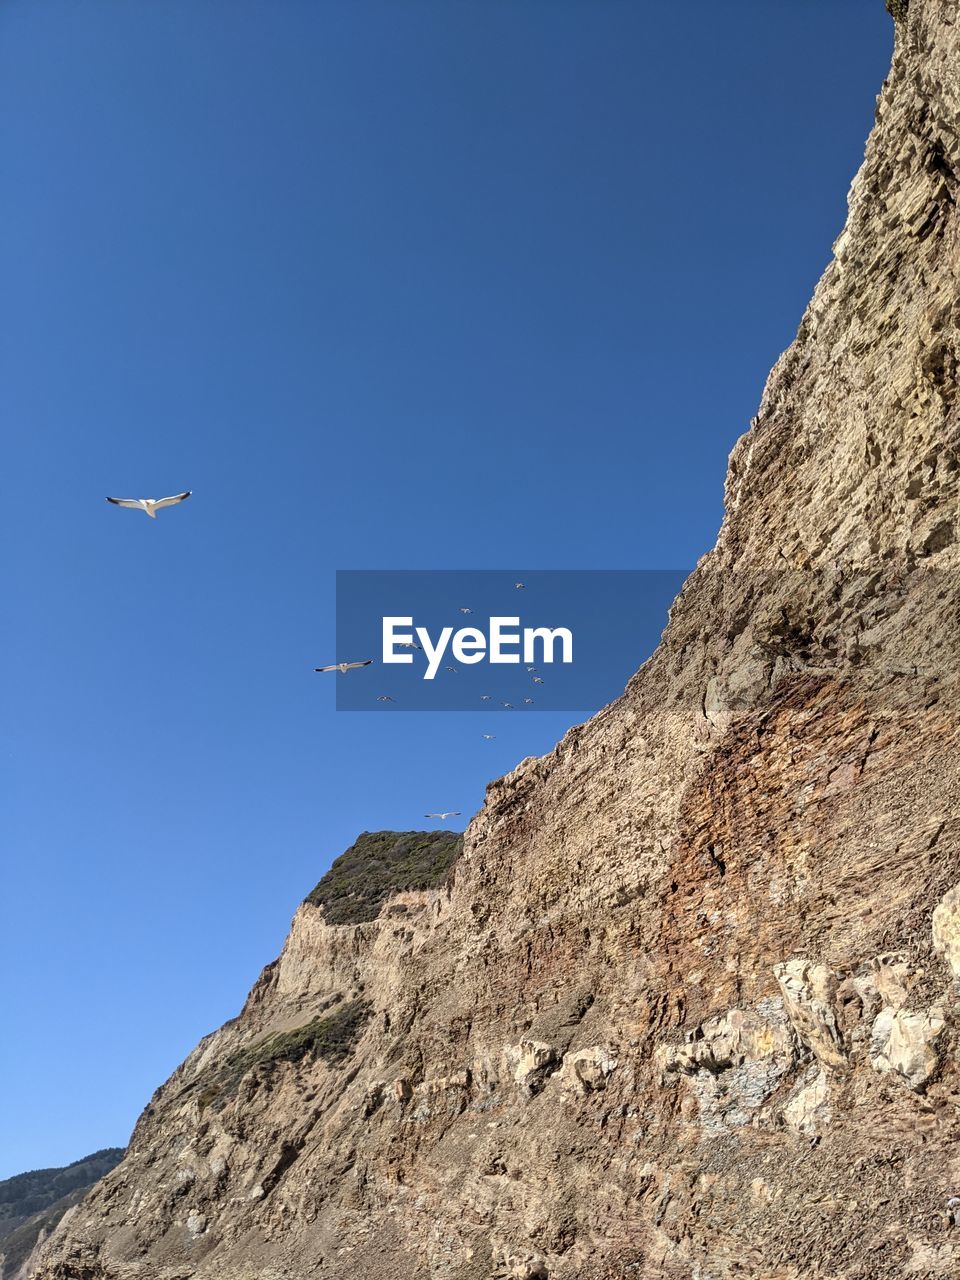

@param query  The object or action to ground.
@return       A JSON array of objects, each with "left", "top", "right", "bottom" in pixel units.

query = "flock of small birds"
[
  {"left": 105, "top": 492, "right": 536, "bottom": 825},
  {"left": 314, "top": 580, "right": 545, "bottom": 729},
  {"left": 315, "top": 581, "right": 544, "bottom": 821}
]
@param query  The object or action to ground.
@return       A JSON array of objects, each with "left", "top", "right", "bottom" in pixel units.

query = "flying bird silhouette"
[
  {"left": 532, "top": 677, "right": 545, "bottom": 684},
  {"left": 514, "top": 582, "right": 525, "bottom": 589},
  {"left": 459, "top": 607, "right": 473, "bottom": 614},
  {"left": 425, "top": 811, "right": 461, "bottom": 820},
  {"left": 314, "top": 660, "right": 373, "bottom": 674},
  {"left": 376, "top": 695, "right": 396, "bottom": 702},
  {"left": 105, "top": 491, "right": 192, "bottom": 519},
  {"left": 482, "top": 734, "right": 496, "bottom": 740}
]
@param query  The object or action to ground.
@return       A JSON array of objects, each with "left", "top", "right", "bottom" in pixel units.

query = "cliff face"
[{"left": 34, "top": 2, "right": 960, "bottom": 1277}]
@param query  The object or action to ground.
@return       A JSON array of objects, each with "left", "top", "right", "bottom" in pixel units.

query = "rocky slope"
[
  {"left": 32, "top": 1, "right": 960, "bottom": 1276},
  {"left": 0, "top": 1151, "right": 123, "bottom": 1280}
]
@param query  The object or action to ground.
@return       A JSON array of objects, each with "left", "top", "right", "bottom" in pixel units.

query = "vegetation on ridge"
[
  {"left": 0, "top": 1148, "right": 125, "bottom": 1276},
  {"left": 194, "top": 999, "right": 372, "bottom": 1112},
  {"left": 225, "top": 999, "right": 372, "bottom": 1074},
  {"left": 0, "top": 1150, "right": 124, "bottom": 1234},
  {"left": 304, "top": 830, "right": 463, "bottom": 925}
]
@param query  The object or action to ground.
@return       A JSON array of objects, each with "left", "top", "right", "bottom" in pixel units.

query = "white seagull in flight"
[
  {"left": 106, "top": 490, "right": 192, "bottom": 519},
  {"left": 482, "top": 734, "right": 496, "bottom": 740},
  {"left": 425, "top": 811, "right": 461, "bottom": 820},
  {"left": 314, "top": 660, "right": 373, "bottom": 674}
]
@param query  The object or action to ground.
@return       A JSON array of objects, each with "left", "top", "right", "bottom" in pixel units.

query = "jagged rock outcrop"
[{"left": 32, "top": 2, "right": 960, "bottom": 1276}]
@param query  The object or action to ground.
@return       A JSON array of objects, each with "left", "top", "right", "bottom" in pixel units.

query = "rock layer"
[{"left": 33, "top": 2, "right": 960, "bottom": 1277}]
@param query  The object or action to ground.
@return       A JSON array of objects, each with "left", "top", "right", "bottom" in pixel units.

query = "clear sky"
[{"left": 0, "top": 0, "right": 893, "bottom": 1177}]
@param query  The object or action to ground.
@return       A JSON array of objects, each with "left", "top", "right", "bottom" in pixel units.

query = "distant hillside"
[
  {"left": 0, "top": 1149, "right": 123, "bottom": 1279},
  {"left": 304, "top": 829, "right": 462, "bottom": 924}
]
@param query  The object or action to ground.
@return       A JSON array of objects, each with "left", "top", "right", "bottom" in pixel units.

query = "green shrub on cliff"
[
  {"left": 304, "top": 830, "right": 463, "bottom": 925},
  {"left": 227, "top": 1000, "right": 371, "bottom": 1074},
  {"left": 194, "top": 999, "right": 372, "bottom": 1112}
]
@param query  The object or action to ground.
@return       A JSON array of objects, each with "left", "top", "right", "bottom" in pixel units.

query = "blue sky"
[{"left": 0, "top": 0, "right": 892, "bottom": 1177}]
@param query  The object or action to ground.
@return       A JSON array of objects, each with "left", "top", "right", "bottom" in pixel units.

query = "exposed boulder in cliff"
[{"left": 30, "top": 1, "right": 960, "bottom": 1276}]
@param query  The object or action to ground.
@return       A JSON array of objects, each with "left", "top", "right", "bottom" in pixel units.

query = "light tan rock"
[
  {"left": 185, "top": 1210, "right": 208, "bottom": 1238},
  {"left": 657, "top": 1002, "right": 796, "bottom": 1130},
  {"left": 504, "top": 1040, "right": 558, "bottom": 1095},
  {"left": 870, "top": 1006, "right": 946, "bottom": 1090},
  {"left": 558, "top": 1046, "right": 618, "bottom": 1094},
  {"left": 773, "top": 960, "right": 847, "bottom": 1070},
  {"left": 782, "top": 1068, "right": 831, "bottom": 1135},
  {"left": 933, "top": 885, "right": 960, "bottom": 979},
  {"left": 872, "top": 953, "right": 916, "bottom": 1011}
]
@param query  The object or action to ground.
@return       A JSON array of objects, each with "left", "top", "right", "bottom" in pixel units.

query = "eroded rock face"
[
  {"left": 782, "top": 1067, "right": 831, "bottom": 1136},
  {"left": 656, "top": 1000, "right": 798, "bottom": 1130},
  {"left": 559, "top": 1046, "right": 618, "bottom": 1095},
  {"left": 31, "top": 3, "right": 960, "bottom": 1278},
  {"left": 774, "top": 960, "right": 847, "bottom": 1070},
  {"left": 933, "top": 883, "right": 960, "bottom": 977},
  {"left": 869, "top": 1006, "right": 945, "bottom": 1088}
]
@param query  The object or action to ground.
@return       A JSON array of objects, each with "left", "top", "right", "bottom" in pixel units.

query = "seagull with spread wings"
[
  {"left": 314, "top": 660, "right": 373, "bottom": 674},
  {"left": 106, "top": 490, "right": 192, "bottom": 519},
  {"left": 425, "top": 811, "right": 461, "bottom": 820}
]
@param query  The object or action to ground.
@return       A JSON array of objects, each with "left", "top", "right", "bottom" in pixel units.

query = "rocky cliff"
[{"left": 33, "top": 2, "right": 960, "bottom": 1277}]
